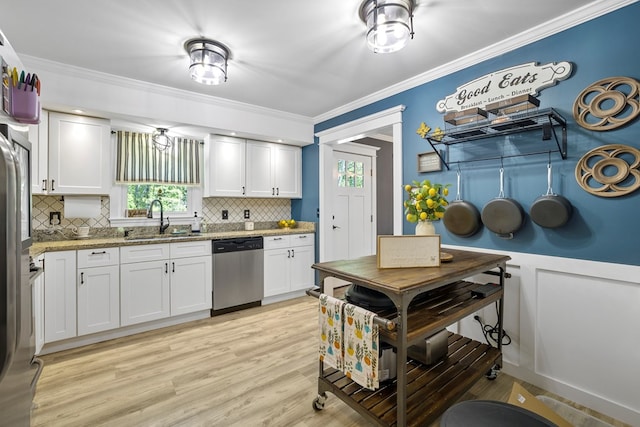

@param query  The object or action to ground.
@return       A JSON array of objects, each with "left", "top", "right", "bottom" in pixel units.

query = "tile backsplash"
[{"left": 33, "top": 195, "right": 292, "bottom": 230}]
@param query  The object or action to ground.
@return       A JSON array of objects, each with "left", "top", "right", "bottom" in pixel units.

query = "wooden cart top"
[{"left": 312, "top": 248, "right": 510, "bottom": 296}]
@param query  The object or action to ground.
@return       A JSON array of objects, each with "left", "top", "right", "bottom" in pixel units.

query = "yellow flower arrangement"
[{"left": 403, "top": 180, "right": 450, "bottom": 223}]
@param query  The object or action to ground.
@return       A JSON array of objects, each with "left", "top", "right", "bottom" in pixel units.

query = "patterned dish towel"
[
  {"left": 343, "top": 303, "right": 379, "bottom": 390},
  {"left": 318, "top": 294, "right": 344, "bottom": 370}
]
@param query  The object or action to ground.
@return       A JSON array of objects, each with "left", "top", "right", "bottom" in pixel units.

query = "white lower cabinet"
[
  {"left": 33, "top": 255, "right": 45, "bottom": 354},
  {"left": 44, "top": 250, "right": 77, "bottom": 343},
  {"left": 120, "top": 244, "right": 171, "bottom": 326},
  {"left": 77, "top": 248, "right": 120, "bottom": 335},
  {"left": 120, "top": 241, "right": 212, "bottom": 326},
  {"left": 169, "top": 241, "right": 212, "bottom": 316},
  {"left": 264, "top": 234, "right": 315, "bottom": 298}
]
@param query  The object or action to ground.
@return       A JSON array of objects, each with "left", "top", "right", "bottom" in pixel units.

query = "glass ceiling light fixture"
[
  {"left": 359, "top": 0, "right": 415, "bottom": 53},
  {"left": 184, "top": 38, "right": 230, "bottom": 85},
  {"left": 152, "top": 128, "right": 173, "bottom": 151}
]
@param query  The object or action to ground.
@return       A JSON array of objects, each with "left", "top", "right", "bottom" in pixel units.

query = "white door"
[
  {"left": 170, "top": 255, "right": 213, "bottom": 315},
  {"left": 120, "top": 260, "right": 171, "bottom": 326},
  {"left": 330, "top": 150, "right": 374, "bottom": 262},
  {"left": 77, "top": 265, "right": 120, "bottom": 336},
  {"left": 245, "top": 140, "right": 274, "bottom": 197},
  {"left": 273, "top": 144, "right": 302, "bottom": 198},
  {"left": 204, "top": 136, "right": 246, "bottom": 197},
  {"left": 48, "top": 112, "right": 111, "bottom": 194}
]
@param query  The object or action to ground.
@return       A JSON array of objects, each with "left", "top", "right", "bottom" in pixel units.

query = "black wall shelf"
[{"left": 425, "top": 108, "right": 567, "bottom": 169}]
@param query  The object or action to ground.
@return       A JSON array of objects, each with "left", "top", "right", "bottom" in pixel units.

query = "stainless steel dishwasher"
[{"left": 212, "top": 236, "right": 264, "bottom": 314}]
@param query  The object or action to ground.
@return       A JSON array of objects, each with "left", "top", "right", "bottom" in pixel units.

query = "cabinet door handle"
[
  {"left": 91, "top": 251, "right": 107, "bottom": 255},
  {"left": 291, "top": 249, "right": 295, "bottom": 258},
  {"left": 276, "top": 187, "right": 279, "bottom": 196},
  {"left": 42, "top": 179, "right": 47, "bottom": 191},
  {"left": 80, "top": 272, "right": 84, "bottom": 284},
  {"left": 272, "top": 187, "right": 275, "bottom": 196},
  {"left": 51, "top": 179, "right": 55, "bottom": 191},
  {"left": 165, "top": 263, "right": 168, "bottom": 274},
  {"left": 242, "top": 186, "right": 245, "bottom": 195},
  {"left": 172, "top": 262, "right": 175, "bottom": 273},
  {"left": 287, "top": 249, "right": 291, "bottom": 258}
]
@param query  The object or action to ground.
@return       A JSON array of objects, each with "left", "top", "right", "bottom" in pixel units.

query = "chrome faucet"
[{"left": 147, "top": 199, "right": 170, "bottom": 234}]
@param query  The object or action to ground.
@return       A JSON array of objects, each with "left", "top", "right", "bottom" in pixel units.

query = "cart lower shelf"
[{"left": 316, "top": 333, "right": 501, "bottom": 427}]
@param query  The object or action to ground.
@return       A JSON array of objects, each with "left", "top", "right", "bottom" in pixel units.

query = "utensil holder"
[{"left": 9, "top": 79, "right": 40, "bottom": 124}]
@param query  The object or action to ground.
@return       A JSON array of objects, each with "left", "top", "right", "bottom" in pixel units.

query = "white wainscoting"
[{"left": 446, "top": 245, "right": 640, "bottom": 426}]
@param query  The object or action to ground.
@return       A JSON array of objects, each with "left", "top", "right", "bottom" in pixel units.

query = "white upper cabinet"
[
  {"left": 204, "top": 135, "right": 247, "bottom": 197},
  {"left": 273, "top": 143, "right": 302, "bottom": 198},
  {"left": 46, "top": 111, "right": 111, "bottom": 195},
  {"left": 28, "top": 113, "right": 49, "bottom": 195},
  {"left": 245, "top": 140, "right": 274, "bottom": 197},
  {"left": 204, "top": 135, "right": 301, "bottom": 198}
]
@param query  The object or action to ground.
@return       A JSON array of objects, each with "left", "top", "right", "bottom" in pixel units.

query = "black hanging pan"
[
  {"left": 481, "top": 167, "right": 524, "bottom": 239},
  {"left": 530, "top": 162, "right": 573, "bottom": 228},
  {"left": 444, "top": 169, "right": 482, "bottom": 237}
]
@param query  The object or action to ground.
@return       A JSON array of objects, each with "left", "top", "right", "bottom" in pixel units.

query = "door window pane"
[{"left": 337, "top": 158, "right": 365, "bottom": 188}]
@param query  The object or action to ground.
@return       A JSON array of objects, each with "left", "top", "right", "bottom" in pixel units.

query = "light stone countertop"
[{"left": 30, "top": 225, "right": 315, "bottom": 257}]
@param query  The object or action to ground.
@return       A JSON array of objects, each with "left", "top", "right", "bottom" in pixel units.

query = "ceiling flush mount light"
[
  {"left": 359, "top": 0, "right": 415, "bottom": 53},
  {"left": 184, "top": 38, "right": 230, "bottom": 85},
  {"left": 152, "top": 128, "right": 173, "bottom": 151}
]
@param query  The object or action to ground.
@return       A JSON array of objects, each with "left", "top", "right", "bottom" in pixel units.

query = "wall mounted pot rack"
[{"left": 425, "top": 108, "right": 567, "bottom": 169}]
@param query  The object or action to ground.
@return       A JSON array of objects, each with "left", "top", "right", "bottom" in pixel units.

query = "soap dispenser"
[{"left": 192, "top": 212, "right": 202, "bottom": 233}]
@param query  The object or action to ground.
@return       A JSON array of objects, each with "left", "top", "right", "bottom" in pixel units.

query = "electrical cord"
[{"left": 474, "top": 301, "right": 511, "bottom": 347}]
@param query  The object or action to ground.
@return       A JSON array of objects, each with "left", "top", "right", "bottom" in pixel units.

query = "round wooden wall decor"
[
  {"left": 573, "top": 77, "right": 640, "bottom": 131},
  {"left": 575, "top": 144, "right": 640, "bottom": 197}
]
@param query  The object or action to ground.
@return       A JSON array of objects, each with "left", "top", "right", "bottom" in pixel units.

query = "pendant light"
[
  {"left": 184, "top": 38, "right": 230, "bottom": 85},
  {"left": 359, "top": 0, "right": 415, "bottom": 53},
  {"left": 152, "top": 128, "right": 173, "bottom": 151}
]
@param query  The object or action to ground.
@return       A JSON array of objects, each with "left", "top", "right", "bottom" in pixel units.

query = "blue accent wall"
[{"left": 298, "top": 3, "right": 640, "bottom": 266}]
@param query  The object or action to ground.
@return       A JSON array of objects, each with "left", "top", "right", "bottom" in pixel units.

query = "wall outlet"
[
  {"left": 222, "top": 210, "right": 228, "bottom": 220},
  {"left": 244, "top": 209, "right": 250, "bottom": 219},
  {"left": 49, "top": 211, "right": 61, "bottom": 225}
]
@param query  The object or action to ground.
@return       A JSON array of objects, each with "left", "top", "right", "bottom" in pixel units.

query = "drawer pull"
[
  {"left": 274, "top": 237, "right": 283, "bottom": 241},
  {"left": 91, "top": 251, "right": 107, "bottom": 255}
]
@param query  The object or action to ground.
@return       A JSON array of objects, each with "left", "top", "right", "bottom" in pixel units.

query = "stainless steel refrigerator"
[{"left": 0, "top": 123, "right": 42, "bottom": 426}]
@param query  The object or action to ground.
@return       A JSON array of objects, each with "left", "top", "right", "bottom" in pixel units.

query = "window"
[
  {"left": 109, "top": 131, "right": 202, "bottom": 225},
  {"left": 337, "top": 159, "right": 365, "bottom": 188},
  {"left": 127, "top": 184, "right": 188, "bottom": 213}
]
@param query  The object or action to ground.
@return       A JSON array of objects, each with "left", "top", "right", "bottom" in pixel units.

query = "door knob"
[{"left": 332, "top": 225, "right": 340, "bottom": 229}]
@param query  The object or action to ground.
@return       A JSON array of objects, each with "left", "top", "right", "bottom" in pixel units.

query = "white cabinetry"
[
  {"left": 35, "top": 111, "right": 111, "bottom": 195},
  {"left": 204, "top": 135, "right": 301, "bottom": 198},
  {"left": 169, "top": 240, "right": 212, "bottom": 316},
  {"left": 44, "top": 250, "right": 77, "bottom": 343},
  {"left": 120, "top": 241, "right": 212, "bottom": 325},
  {"left": 77, "top": 247, "right": 120, "bottom": 336},
  {"left": 264, "top": 233, "right": 315, "bottom": 299},
  {"left": 120, "top": 244, "right": 171, "bottom": 326},
  {"left": 246, "top": 140, "right": 301, "bottom": 198},
  {"left": 28, "top": 113, "right": 48, "bottom": 195},
  {"left": 33, "top": 255, "right": 45, "bottom": 354},
  {"left": 204, "top": 135, "right": 246, "bottom": 197}
]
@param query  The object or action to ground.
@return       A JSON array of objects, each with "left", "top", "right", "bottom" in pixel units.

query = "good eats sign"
[{"left": 436, "top": 61, "right": 572, "bottom": 113}]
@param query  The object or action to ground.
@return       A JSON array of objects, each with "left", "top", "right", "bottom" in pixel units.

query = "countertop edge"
[{"left": 30, "top": 227, "right": 315, "bottom": 257}]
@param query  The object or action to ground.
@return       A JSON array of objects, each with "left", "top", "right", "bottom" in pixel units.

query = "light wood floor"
[{"left": 33, "top": 296, "right": 628, "bottom": 427}]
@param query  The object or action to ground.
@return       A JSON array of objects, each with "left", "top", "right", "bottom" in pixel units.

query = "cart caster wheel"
[
  {"left": 485, "top": 363, "right": 501, "bottom": 380},
  {"left": 312, "top": 393, "right": 327, "bottom": 411}
]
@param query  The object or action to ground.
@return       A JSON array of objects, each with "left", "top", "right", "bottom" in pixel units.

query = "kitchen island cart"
[{"left": 311, "top": 248, "right": 510, "bottom": 427}]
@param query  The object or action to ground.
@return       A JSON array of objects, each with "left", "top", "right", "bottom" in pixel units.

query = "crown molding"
[
  {"left": 21, "top": 55, "right": 312, "bottom": 125},
  {"left": 313, "top": 0, "right": 636, "bottom": 124}
]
